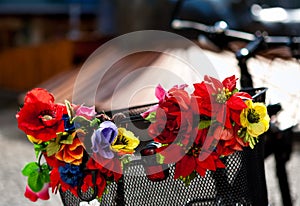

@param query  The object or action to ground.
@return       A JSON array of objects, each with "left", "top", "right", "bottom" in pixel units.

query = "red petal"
[
  {"left": 204, "top": 75, "right": 223, "bottom": 94},
  {"left": 227, "top": 95, "right": 247, "bottom": 110},
  {"left": 24, "top": 88, "right": 55, "bottom": 104},
  {"left": 222, "top": 75, "right": 237, "bottom": 91},
  {"left": 160, "top": 144, "right": 185, "bottom": 164},
  {"left": 174, "top": 155, "right": 195, "bottom": 178}
]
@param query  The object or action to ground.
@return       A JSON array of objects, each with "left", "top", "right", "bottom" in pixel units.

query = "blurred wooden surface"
[{"left": 0, "top": 40, "right": 74, "bottom": 91}]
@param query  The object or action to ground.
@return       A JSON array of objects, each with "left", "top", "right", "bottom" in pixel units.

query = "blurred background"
[{"left": 0, "top": 0, "right": 300, "bottom": 205}]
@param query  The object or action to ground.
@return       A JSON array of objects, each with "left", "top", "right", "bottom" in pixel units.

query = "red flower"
[
  {"left": 17, "top": 88, "right": 66, "bottom": 142},
  {"left": 192, "top": 75, "right": 251, "bottom": 128},
  {"left": 49, "top": 166, "right": 71, "bottom": 194},
  {"left": 174, "top": 151, "right": 225, "bottom": 178},
  {"left": 159, "top": 143, "right": 225, "bottom": 178},
  {"left": 87, "top": 154, "right": 122, "bottom": 182},
  {"left": 24, "top": 183, "right": 50, "bottom": 202},
  {"left": 148, "top": 86, "right": 194, "bottom": 144},
  {"left": 81, "top": 172, "right": 106, "bottom": 198},
  {"left": 213, "top": 125, "right": 248, "bottom": 156}
]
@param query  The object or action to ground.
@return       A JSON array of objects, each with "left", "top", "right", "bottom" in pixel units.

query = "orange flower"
[{"left": 55, "top": 138, "right": 84, "bottom": 165}]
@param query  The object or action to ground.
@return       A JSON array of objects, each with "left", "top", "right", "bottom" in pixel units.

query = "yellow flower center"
[
  {"left": 215, "top": 88, "right": 232, "bottom": 103},
  {"left": 42, "top": 115, "right": 53, "bottom": 121}
]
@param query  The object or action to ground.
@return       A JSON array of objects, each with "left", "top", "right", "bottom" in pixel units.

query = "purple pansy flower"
[{"left": 91, "top": 121, "right": 118, "bottom": 159}]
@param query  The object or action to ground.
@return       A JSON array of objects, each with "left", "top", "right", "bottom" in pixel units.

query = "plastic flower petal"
[
  {"left": 80, "top": 199, "right": 100, "bottom": 206},
  {"left": 141, "top": 84, "right": 189, "bottom": 119},
  {"left": 91, "top": 121, "right": 118, "bottom": 159},
  {"left": 89, "top": 199, "right": 101, "bottom": 206},
  {"left": 27, "top": 135, "right": 43, "bottom": 144},
  {"left": 80, "top": 202, "right": 90, "bottom": 206},
  {"left": 59, "top": 164, "right": 83, "bottom": 187},
  {"left": 24, "top": 183, "right": 50, "bottom": 202},
  {"left": 55, "top": 137, "right": 85, "bottom": 165},
  {"left": 240, "top": 100, "right": 270, "bottom": 137},
  {"left": 192, "top": 75, "right": 251, "bottom": 128},
  {"left": 16, "top": 88, "right": 66, "bottom": 142},
  {"left": 75, "top": 105, "right": 97, "bottom": 120},
  {"left": 111, "top": 127, "right": 140, "bottom": 154}
]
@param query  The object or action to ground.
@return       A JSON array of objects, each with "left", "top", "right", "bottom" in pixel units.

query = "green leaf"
[
  {"left": 156, "top": 153, "right": 165, "bottom": 164},
  {"left": 232, "top": 88, "right": 239, "bottom": 94},
  {"left": 72, "top": 116, "right": 91, "bottom": 129},
  {"left": 144, "top": 112, "right": 156, "bottom": 122},
  {"left": 65, "top": 100, "right": 74, "bottom": 119},
  {"left": 90, "top": 118, "right": 100, "bottom": 128},
  {"left": 198, "top": 120, "right": 212, "bottom": 129},
  {"left": 28, "top": 172, "right": 44, "bottom": 192},
  {"left": 46, "top": 141, "right": 60, "bottom": 156},
  {"left": 33, "top": 143, "right": 48, "bottom": 158},
  {"left": 40, "top": 168, "right": 50, "bottom": 183},
  {"left": 179, "top": 171, "right": 197, "bottom": 186},
  {"left": 22, "top": 162, "right": 39, "bottom": 176},
  {"left": 60, "top": 134, "right": 74, "bottom": 144}
]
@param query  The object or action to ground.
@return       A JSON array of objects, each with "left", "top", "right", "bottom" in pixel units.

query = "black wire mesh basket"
[{"left": 60, "top": 88, "right": 268, "bottom": 206}]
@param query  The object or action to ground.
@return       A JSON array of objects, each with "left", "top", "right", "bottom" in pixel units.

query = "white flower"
[
  {"left": 79, "top": 199, "right": 100, "bottom": 206},
  {"left": 89, "top": 199, "right": 100, "bottom": 206}
]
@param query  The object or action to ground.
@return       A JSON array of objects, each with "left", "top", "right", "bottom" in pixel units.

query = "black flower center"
[
  {"left": 247, "top": 109, "right": 260, "bottom": 123},
  {"left": 114, "top": 135, "right": 129, "bottom": 146}
]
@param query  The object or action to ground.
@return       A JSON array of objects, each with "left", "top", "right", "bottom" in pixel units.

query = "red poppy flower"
[
  {"left": 192, "top": 75, "right": 251, "bottom": 128},
  {"left": 17, "top": 88, "right": 66, "bottom": 142}
]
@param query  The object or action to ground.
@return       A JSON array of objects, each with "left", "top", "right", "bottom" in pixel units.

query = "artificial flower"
[
  {"left": 80, "top": 199, "right": 101, "bottom": 206},
  {"left": 91, "top": 121, "right": 118, "bottom": 159},
  {"left": 174, "top": 149, "right": 225, "bottom": 179},
  {"left": 87, "top": 155, "right": 122, "bottom": 182},
  {"left": 192, "top": 75, "right": 251, "bottom": 128},
  {"left": 16, "top": 88, "right": 65, "bottom": 142},
  {"left": 55, "top": 137, "right": 85, "bottom": 165},
  {"left": 213, "top": 125, "right": 247, "bottom": 156},
  {"left": 24, "top": 183, "right": 50, "bottom": 202},
  {"left": 81, "top": 172, "right": 106, "bottom": 199},
  {"left": 148, "top": 85, "right": 194, "bottom": 144},
  {"left": 75, "top": 105, "right": 97, "bottom": 120},
  {"left": 111, "top": 127, "right": 140, "bottom": 154},
  {"left": 59, "top": 164, "right": 83, "bottom": 187},
  {"left": 141, "top": 84, "right": 188, "bottom": 119},
  {"left": 240, "top": 100, "right": 270, "bottom": 137},
  {"left": 27, "top": 135, "right": 43, "bottom": 144}
]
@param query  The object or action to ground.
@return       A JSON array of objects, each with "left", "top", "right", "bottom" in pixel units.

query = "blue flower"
[
  {"left": 59, "top": 164, "right": 82, "bottom": 187},
  {"left": 62, "top": 114, "right": 75, "bottom": 132},
  {"left": 91, "top": 121, "right": 118, "bottom": 159}
]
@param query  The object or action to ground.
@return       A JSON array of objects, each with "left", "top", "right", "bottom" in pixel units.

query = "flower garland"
[
  {"left": 142, "top": 75, "right": 270, "bottom": 184},
  {"left": 17, "top": 88, "right": 140, "bottom": 202},
  {"left": 17, "top": 75, "right": 270, "bottom": 203}
]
